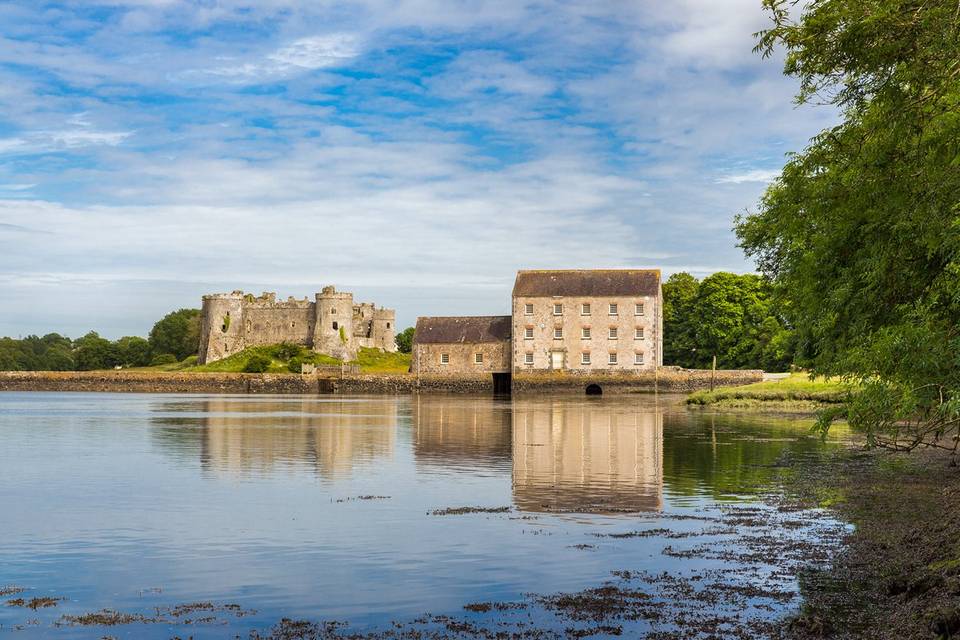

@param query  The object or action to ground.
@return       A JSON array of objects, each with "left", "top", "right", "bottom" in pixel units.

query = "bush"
[
  {"left": 275, "top": 342, "right": 302, "bottom": 361},
  {"left": 150, "top": 353, "right": 178, "bottom": 366},
  {"left": 287, "top": 357, "right": 303, "bottom": 373},
  {"left": 395, "top": 327, "right": 415, "bottom": 354},
  {"left": 243, "top": 354, "right": 271, "bottom": 373}
]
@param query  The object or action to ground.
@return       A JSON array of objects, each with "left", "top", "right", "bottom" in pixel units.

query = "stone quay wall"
[{"left": 0, "top": 367, "right": 762, "bottom": 395}]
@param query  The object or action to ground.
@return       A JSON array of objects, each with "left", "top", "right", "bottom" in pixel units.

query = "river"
[{"left": 0, "top": 392, "right": 851, "bottom": 638}]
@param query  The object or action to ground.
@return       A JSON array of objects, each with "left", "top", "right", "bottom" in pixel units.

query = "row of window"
[
  {"left": 521, "top": 352, "right": 643, "bottom": 365},
  {"left": 524, "top": 302, "right": 645, "bottom": 317},
  {"left": 437, "top": 352, "right": 645, "bottom": 365},
  {"left": 524, "top": 326, "right": 646, "bottom": 339}
]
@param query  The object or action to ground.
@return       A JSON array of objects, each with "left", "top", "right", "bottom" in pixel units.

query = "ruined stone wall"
[
  {"left": 241, "top": 302, "right": 313, "bottom": 348},
  {"left": 412, "top": 342, "right": 510, "bottom": 375},
  {"left": 511, "top": 294, "right": 661, "bottom": 373}
]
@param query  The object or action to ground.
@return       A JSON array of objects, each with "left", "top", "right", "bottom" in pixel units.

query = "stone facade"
[
  {"left": 511, "top": 270, "right": 662, "bottom": 373},
  {"left": 411, "top": 316, "right": 512, "bottom": 375},
  {"left": 411, "top": 269, "right": 663, "bottom": 381},
  {"left": 198, "top": 286, "right": 395, "bottom": 364}
]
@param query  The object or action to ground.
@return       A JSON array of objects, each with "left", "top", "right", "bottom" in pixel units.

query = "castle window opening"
[
  {"left": 386, "top": 322, "right": 390, "bottom": 328},
  {"left": 331, "top": 308, "right": 337, "bottom": 314},
  {"left": 332, "top": 321, "right": 338, "bottom": 330}
]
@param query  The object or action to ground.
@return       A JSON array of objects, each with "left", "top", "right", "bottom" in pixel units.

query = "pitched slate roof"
[
  {"left": 512, "top": 269, "right": 661, "bottom": 298},
  {"left": 414, "top": 316, "right": 512, "bottom": 345}
]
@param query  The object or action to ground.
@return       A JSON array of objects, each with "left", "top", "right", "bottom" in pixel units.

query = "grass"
[
  {"left": 121, "top": 345, "right": 410, "bottom": 375},
  {"left": 350, "top": 347, "right": 411, "bottom": 374},
  {"left": 686, "top": 372, "right": 854, "bottom": 406}
]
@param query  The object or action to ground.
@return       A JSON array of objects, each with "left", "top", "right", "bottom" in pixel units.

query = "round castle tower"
[
  {"left": 313, "top": 286, "right": 355, "bottom": 361},
  {"left": 199, "top": 292, "right": 245, "bottom": 364},
  {"left": 371, "top": 308, "right": 397, "bottom": 352}
]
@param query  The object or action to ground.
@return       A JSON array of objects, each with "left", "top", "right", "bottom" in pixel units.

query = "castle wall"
[
  {"left": 242, "top": 303, "right": 313, "bottom": 348},
  {"left": 198, "top": 287, "right": 396, "bottom": 364}
]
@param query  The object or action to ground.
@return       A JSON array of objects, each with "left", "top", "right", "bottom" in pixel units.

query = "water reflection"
[
  {"left": 511, "top": 398, "right": 664, "bottom": 513},
  {"left": 412, "top": 396, "right": 512, "bottom": 470},
  {"left": 153, "top": 397, "right": 399, "bottom": 479}
]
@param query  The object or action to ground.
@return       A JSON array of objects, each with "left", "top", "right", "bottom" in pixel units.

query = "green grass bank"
[{"left": 686, "top": 373, "right": 854, "bottom": 409}]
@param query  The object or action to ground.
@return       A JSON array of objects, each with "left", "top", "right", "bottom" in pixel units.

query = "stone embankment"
[{"left": 0, "top": 367, "right": 762, "bottom": 395}]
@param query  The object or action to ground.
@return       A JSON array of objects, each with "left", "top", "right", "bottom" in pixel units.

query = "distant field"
[{"left": 687, "top": 372, "right": 854, "bottom": 408}]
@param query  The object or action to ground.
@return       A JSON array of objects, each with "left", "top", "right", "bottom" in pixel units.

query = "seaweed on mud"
[
  {"left": 0, "top": 586, "right": 25, "bottom": 597},
  {"left": 6, "top": 596, "right": 62, "bottom": 609},
  {"left": 429, "top": 506, "right": 511, "bottom": 516},
  {"left": 335, "top": 495, "right": 391, "bottom": 503}
]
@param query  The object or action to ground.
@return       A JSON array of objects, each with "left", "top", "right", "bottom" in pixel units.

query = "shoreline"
[{"left": 0, "top": 368, "right": 762, "bottom": 395}]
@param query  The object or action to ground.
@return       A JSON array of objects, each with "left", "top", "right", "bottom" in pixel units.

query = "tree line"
[
  {"left": 0, "top": 309, "right": 201, "bottom": 371},
  {"left": 662, "top": 271, "right": 794, "bottom": 372}
]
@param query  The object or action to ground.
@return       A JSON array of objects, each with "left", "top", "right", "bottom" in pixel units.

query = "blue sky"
[{"left": 0, "top": 1, "right": 833, "bottom": 338}]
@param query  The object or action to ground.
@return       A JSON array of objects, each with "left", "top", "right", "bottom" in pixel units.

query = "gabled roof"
[
  {"left": 414, "top": 316, "right": 512, "bottom": 345},
  {"left": 512, "top": 269, "right": 661, "bottom": 298}
]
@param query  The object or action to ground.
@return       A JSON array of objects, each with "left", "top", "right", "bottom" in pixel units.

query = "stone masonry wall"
[
  {"left": 412, "top": 342, "right": 510, "bottom": 375},
  {"left": 511, "top": 293, "right": 662, "bottom": 373}
]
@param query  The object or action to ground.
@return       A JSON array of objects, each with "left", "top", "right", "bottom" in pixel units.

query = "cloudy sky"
[{"left": 0, "top": 1, "right": 833, "bottom": 338}]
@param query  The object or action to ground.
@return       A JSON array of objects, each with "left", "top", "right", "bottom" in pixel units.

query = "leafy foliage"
[
  {"left": 663, "top": 272, "right": 795, "bottom": 371},
  {"left": 395, "top": 327, "right": 415, "bottom": 354},
  {"left": 74, "top": 332, "right": 119, "bottom": 371},
  {"left": 148, "top": 309, "right": 201, "bottom": 361},
  {"left": 738, "top": 0, "right": 960, "bottom": 453}
]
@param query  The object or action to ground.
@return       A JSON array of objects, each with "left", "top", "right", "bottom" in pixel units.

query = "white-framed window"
[
  {"left": 635, "top": 352, "right": 644, "bottom": 365},
  {"left": 609, "top": 303, "right": 618, "bottom": 316},
  {"left": 581, "top": 352, "right": 591, "bottom": 365},
  {"left": 635, "top": 327, "right": 644, "bottom": 339},
  {"left": 554, "top": 326, "right": 563, "bottom": 339},
  {"left": 608, "top": 327, "right": 618, "bottom": 339},
  {"left": 581, "top": 327, "right": 591, "bottom": 339},
  {"left": 524, "top": 352, "right": 534, "bottom": 365},
  {"left": 608, "top": 352, "right": 618, "bottom": 365},
  {"left": 524, "top": 303, "right": 534, "bottom": 315},
  {"left": 581, "top": 303, "right": 591, "bottom": 315},
  {"left": 440, "top": 353, "right": 449, "bottom": 365},
  {"left": 635, "top": 302, "right": 645, "bottom": 316},
  {"left": 524, "top": 326, "right": 534, "bottom": 339},
  {"left": 475, "top": 353, "right": 483, "bottom": 364},
  {"left": 553, "top": 303, "right": 563, "bottom": 316}
]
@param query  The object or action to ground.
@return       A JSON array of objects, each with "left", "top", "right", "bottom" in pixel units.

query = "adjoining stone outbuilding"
[
  {"left": 198, "top": 286, "right": 395, "bottom": 364},
  {"left": 411, "top": 316, "right": 513, "bottom": 393}
]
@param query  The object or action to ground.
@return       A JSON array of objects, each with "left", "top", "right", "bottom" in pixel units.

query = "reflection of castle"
[
  {"left": 411, "top": 396, "right": 512, "bottom": 469},
  {"left": 199, "top": 398, "right": 397, "bottom": 478},
  {"left": 511, "top": 399, "right": 663, "bottom": 513}
]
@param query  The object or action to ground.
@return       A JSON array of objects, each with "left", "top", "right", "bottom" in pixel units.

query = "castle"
[{"left": 198, "top": 287, "right": 396, "bottom": 364}]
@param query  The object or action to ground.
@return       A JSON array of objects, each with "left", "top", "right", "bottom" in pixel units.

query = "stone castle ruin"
[{"left": 198, "top": 286, "right": 396, "bottom": 364}]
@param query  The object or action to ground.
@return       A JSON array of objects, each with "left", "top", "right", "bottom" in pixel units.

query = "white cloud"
[{"left": 715, "top": 169, "right": 780, "bottom": 184}]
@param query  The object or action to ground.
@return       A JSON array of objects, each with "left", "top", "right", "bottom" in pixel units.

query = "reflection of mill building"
[
  {"left": 411, "top": 395, "right": 513, "bottom": 469},
  {"left": 198, "top": 286, "right": 396, "bottom": 363},
  {"left": 511, "top": 399, "right": 664, "bottom": 513}
]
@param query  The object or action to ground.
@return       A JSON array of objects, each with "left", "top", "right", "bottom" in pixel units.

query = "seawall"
[{"left": 0, "top": 368, "right": 763, "bottom": 395}]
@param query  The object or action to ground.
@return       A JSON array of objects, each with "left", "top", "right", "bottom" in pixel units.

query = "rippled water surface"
[{"left": 0, "top": 393, "right": 849, "bottom": 638}]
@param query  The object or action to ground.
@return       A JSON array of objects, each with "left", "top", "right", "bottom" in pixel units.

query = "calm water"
[{"left": 0, "top": 393, "right": 848, "bottom": 638}]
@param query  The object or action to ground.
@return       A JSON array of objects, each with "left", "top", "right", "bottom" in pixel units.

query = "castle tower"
[
  {"left": 314, "top": 286, "right": 356, "bottom": 361},
  {"left": 371, "top": 308, "right": 397, "bottom": 352},
  {"left": 198, "top": 292, "right": 245, "bottom": 364}
]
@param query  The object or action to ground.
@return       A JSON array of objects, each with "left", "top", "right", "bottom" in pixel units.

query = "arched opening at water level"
[{"left": 585, "top": 384, "right": 603, "bottom": 396}]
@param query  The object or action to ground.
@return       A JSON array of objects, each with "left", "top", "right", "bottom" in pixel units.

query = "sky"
[{"left": 0, "top": 1, "right": 834, "bottom": 338}]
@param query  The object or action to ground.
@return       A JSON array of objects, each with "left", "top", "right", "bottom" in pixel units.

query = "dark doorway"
[
  {"left": 492, "top": 372, "right": 512, "bottom": 395},
  {"left": 585, "top": 383, "right": 603, "bottom": 396}
]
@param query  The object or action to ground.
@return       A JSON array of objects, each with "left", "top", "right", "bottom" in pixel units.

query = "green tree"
[
  {"left": 148, "top": 309, "right": 201, "bottom": 361},
  {"left": 74, "top": 331, "right": 119, "bottom": 371},
  {"left": 395, "top": 327, "right": 415, "bottom": 354},
  {"left": 737, "top": 0, "right": 960, "bottom": 451},
  {"left": 243, "top": 354, "right": 271, "bottom": 373},
  {"left": 663, "top": 273, "right": 699, "bottom": 367},
  {"left": 114, "top": 336, "right": 152, "bottom": 367}
]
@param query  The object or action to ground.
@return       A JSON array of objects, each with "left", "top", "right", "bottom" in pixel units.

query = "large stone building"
[
  {"left": 198, "top": 286, "right": 395, "bottom": 364},
  {"left": 412, "top": 269, "right": 662, "bottom": 381}
]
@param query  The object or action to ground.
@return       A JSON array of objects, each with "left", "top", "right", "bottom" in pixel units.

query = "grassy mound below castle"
[{"left": 135, "top": 344, "right": 411, "bottom": 375}]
